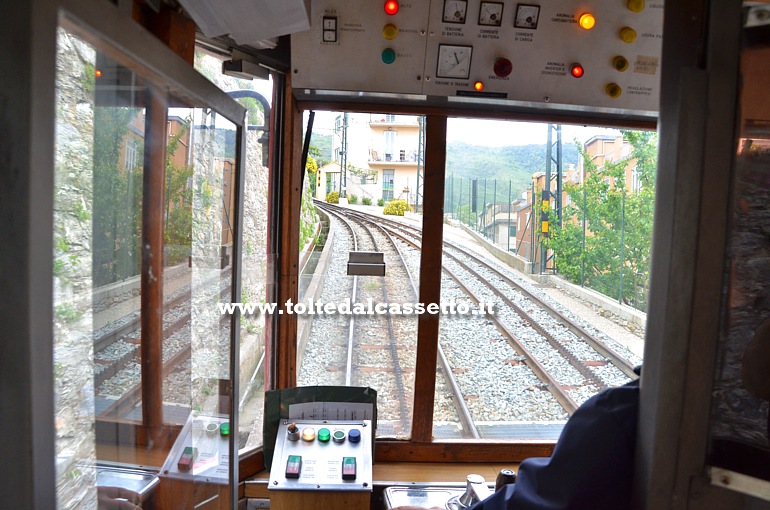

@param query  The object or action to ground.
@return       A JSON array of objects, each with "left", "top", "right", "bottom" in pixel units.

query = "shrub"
[
  {"left": 348, "top": 194, "right": 358, "bottom": 204},
  {"left": 362, "top": 197, "right": 372, "bottom": 205},
  {"left": 377, "top": 198, "right": 385, "bottom": 207},
  {"left": 383, "top": 199, "right": 409, "bottom": 216},
  {"left": 326, "top": 191, "right": 339, "bottom": 204}
]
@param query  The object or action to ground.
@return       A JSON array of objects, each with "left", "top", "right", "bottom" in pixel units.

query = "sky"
[{"left": 305, "top": 110, "right": 620, "bottom": 148}]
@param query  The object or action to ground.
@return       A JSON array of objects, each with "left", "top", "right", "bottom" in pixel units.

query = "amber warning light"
[
  {"left": 384, "top": 0, "right": 399, "bottom": 15},
  {"left": 474, "top": 81, "right": 484, "bottom": 91}
]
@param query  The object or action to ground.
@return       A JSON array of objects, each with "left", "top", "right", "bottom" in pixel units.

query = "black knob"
[{"left": 495, "top": 469, "right": 517, "bottom": 491}]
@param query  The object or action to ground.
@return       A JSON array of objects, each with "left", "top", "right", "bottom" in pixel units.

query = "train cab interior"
[{"left": 3, "top": 0, "right": 770, "bottom": 509}]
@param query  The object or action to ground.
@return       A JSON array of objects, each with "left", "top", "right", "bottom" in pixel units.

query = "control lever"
[
  {"left": 495, "top": 468, "right": 517, "bottom": 491},
  {"left": 447, "top": 474, "right": 493, "bottom": 509}
]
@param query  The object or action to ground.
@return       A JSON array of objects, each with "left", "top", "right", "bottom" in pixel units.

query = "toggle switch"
[
  {"left": 342, "top": 457, "right": 357, "bottom": 480},
  {"left": 285, "top": 455, "right": 302, "bottom": 479},
  {"left": 287, "top": 422, "right": 300, "bottom": 442}
]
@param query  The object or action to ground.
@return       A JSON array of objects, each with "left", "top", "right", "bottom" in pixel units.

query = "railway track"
[
  {"left": 313, "top": 202, "right": 639, "bottom": 424},
  {"left": 93, "top": 271, "right": 232, "bottom": 421}
]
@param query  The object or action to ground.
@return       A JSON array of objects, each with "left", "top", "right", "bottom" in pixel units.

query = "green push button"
[
  {"left": 318, "top": 428, "right": 331, "bottom": 442},
  {"left": 220, "top": 422, "right": 230, "bottom": 436},
  {"left": 381, "top": 48, "right": 396, "bottom": 64}
]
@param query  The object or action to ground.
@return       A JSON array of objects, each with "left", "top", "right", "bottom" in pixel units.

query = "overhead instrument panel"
[{"left": 291, "top": 0, "right": 664, "bottom": 121}]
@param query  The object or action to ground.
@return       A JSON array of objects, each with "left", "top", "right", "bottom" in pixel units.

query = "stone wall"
[
  {"left": 711, "top": 143, "right": 770, "bottom": 446},
  {"left": 53, "top": 28, "right": 98, "bottom": 510}
]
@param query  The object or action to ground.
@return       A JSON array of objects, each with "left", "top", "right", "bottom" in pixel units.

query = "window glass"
[
  {"left": 436, "top": 118, "right": 650, "bottom": 439},
  {"left": 193, "top": 53, "right": 273, "bottom": 455},
  {"left": 54, "top": 26, "right": 240, "bottom": 509},
  {"left": 297, "top": 112, "right": 423, "bottom": 440},
  {"left": 707, "top": 21, "right": 770, "bottom": 483}
]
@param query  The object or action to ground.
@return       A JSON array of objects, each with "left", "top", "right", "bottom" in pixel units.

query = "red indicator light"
[
  {"left": 570, "top": 64, "right": 584, "bottom": 78},
  {"left": 384, "top": 0, "right": 399, "bottom": 15},
  {"left": 95, "top": 69, "right": 102, "bottom": 78},
  {"left": 474, "top": 81, "right": 484, "bottom": 91}
]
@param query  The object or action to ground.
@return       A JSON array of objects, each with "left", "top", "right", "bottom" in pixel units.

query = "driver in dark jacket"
[{"left": 393, "top": 373, "right": 640, "bottom": 510}]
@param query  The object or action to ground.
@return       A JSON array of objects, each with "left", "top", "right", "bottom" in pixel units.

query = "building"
[{"left": 331, "top": 113, "right": 423, "bottom": 206}]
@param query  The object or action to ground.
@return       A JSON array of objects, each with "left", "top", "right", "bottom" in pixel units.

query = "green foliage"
[
  {"left": 82, "top": 63, "right": 95, "bottom": 94},
  {"left": 55, "top": 303, "right": 83, "bottom": 324},
  {"left": 164, "top": 121, "right": 194, "bottom": 266},
  {"left": 326, "top": 191, "right": 340, "bottom": 204},
  {"left": 73, "top": 201, "right": 91, "bottom": 222},
  {"left": 546, "top": 130, "right": 657, "bottom": 311},
  {"left": 300, "top": 184, "right": 319, "bottom": 251},
  {"left": 383, "top": 199, "right": 409, "bottom": 216},
  {"left": 377, "top": 198, "right": 385, "bottom": 207},
  {"left": 309, "top": 135, "right": 333, "bottom": 168},
  {"left": 93, "top": 107, "right": 143, "bottom": 286},
  {"left": 446, "top": 141, "right": 579, "bottom": 197},
  {"left": 362, "top": 197, "right": 372, "bottom": 205},
  {"left": 348, "top": 194, "right": 358, "bottom": 204},
  {"left": 237, "top": 97, "right": 263, "bottom": 126}
]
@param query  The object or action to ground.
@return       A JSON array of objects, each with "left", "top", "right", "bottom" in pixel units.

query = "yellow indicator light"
[
  {"left": 619, "top": 27, "right": 637, "bottom": 43},
  {"left": 95, "top": 69, "right": 103, "bottom": 78},
  {"left": 474, "top": 81, "right": 484, "bottom": 91},
  {"left": 605, "top": 83, "right": 622, "bottom": 98},
  {"left": 541, "top": 221, "right": 549, "bottom": 234},
  {"left": 612, "top": 56, "right": 629, "bottom": 72},
  {"left": 383, "top": 23, "right": 398, "bottom": 40},
  {"left": 302, "top": 427, "right": 316, "bottom": 442},
  {"left": 578, "top": 13, "right": 596, "bottom": 30},
  {"left": 627, "top": 0, "right": 645, "bottom": 13}
]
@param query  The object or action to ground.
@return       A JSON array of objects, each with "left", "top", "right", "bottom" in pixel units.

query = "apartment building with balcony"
[{"left": 330, "top": 113, "right": 423, "bottom": 205}]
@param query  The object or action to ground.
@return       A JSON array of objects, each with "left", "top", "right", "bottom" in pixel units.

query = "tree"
[{"left": 546, "top": 130, "right": 657, "bottom": 311}]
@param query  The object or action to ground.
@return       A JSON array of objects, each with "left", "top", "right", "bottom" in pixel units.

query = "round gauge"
[
  {"left": 514, "top": 4, "right": 540, "bottom": 29},
  {"left": 443, "top": 0, "right": 468, "bottom": 24},
  {"left": 436, "top": 44, "right": 473, "bottom": 79},
  {"left": 479, "top": 2, "right": 503, "bottom": 27}
]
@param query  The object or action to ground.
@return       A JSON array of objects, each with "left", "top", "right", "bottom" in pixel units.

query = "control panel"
[
  {"left": 291, "top": 0, "right": 664, "bottom": 118},
  {"left": 269, "top": 420, "right": 373, "bottom": 491}
]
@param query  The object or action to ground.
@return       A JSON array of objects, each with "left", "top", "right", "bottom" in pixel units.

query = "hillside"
[{"left": 446, "top": 141, "right": 580, "bottom": 197}]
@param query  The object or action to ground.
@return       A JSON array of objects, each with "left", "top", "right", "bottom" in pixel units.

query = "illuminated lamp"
[
  {"left": 95, "top": 69, "right": 102, "bottom": 78},
  {"left": 384, "top": 0, "right": 399, "bottom": 15},
  {"left": 578, "top": 13, "right": 596, "bottom": 30},
  {"left": 570, "top": 63, "right": 584, "bottom": 78},
  {"left": 474, "top": 81, "right": 484, "bottom": 91}
]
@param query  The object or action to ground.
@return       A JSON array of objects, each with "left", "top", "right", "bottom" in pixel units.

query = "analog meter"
[
  {"left": 514, "top": 4, "right": 540, "bottom": 29},
  {"left": 443, "top": 0, "right": 468, "bottom": 24},
  {"left": 436, "top": 44, "right": 473, "bottom": 79},
  {"left": 479, "top": 2, "right": 504, "bottom": 27}
]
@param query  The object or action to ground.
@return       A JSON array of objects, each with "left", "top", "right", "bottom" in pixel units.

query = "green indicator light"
[
  {"left": 318, "top": 428, "right": 331, "bottom": 442},
  {"left": 381, "top": 48, "right": 396, "bottom": 64},
  {"left": 220, "top": 422, "right": 230, "bottom": 436}
]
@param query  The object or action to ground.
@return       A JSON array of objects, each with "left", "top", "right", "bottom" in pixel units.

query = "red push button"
[{"left": 493, "top": 58, "right": 512, "bottom": 78}]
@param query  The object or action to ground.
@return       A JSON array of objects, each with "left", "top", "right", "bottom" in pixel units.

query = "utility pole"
[
  {"left": 541, "top": 124, "right": 562, "bottom": 273},
  {"left": 415, "top": 116, "right": 424, "bottom": 213}
]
